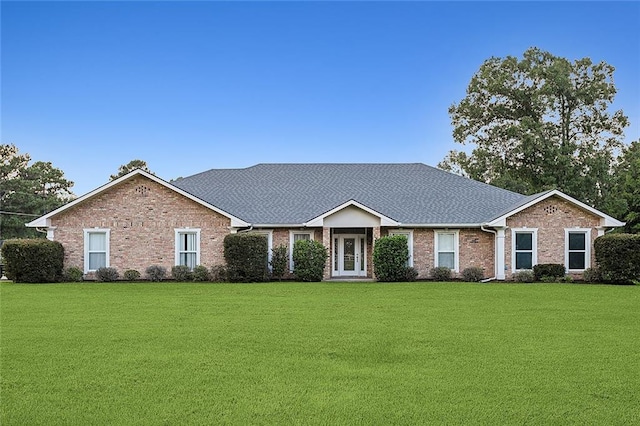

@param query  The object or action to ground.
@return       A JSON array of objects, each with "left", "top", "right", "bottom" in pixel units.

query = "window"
[
  {"left": 511, "top": 228, "right": 537, "bottom": 272},
  {"left": 84, "top": 229, "right": 110, "bottom": 273},
  {"left": 388, "top": 229, "right": 414, "bottom": 267},
  {"left": 175, "top": 229, "right": 200, "bottom": 270},
  {"left": 289, "top": 231, "right": 313, "bottom": 271},
  {"left": 565, "top": 229, "right": 591, "bottom": 271},
  {"left": 435, "top": 230, "right": 459, "bottom": 271}
]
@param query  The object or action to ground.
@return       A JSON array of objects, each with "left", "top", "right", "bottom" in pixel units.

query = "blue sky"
[{"left": 3, "top": 1, "right": 639, "bottom": 196}]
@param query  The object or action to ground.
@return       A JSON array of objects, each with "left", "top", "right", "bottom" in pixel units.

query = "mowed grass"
[{"left": 1, "top": 282, "right": 639, "bottom": 425}]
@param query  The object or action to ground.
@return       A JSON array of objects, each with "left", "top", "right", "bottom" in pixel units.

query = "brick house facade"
[{"left": 28, "top": 165, "right": 624, "bottom": 281}]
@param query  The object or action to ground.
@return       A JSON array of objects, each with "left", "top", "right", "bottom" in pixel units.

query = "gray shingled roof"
[{"left": 171, "top": 163, "right": 528, "bottom": 225}]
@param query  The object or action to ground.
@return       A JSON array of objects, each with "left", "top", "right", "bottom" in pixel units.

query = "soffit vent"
[{"left": 135, "top": 185, "right": 150, "bottom": 197}]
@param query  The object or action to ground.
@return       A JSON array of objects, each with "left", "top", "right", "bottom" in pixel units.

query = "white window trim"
[
  {"left": 565, "top": 228, "right": 591, "bottom": 272},
  {"left": 83, "top": 228, "right": 110, "bottom": 273},
  {"left": 388, "top": 229, "right": 414, "bottom": 267},
  {"left": 174, "top": 228, "right": 201, "bottom": 267},
  {"left": 289, "top": 230, "right": 314, "bottom": 271},
  {"left": 434, "top": 230, "right": 459, "bottom": 272},
  {"left": 249, "top": 229, "right": 273, "bottom": 269},
  {"left": 511, "top": 228, "right": 538, "bottom": 272}
]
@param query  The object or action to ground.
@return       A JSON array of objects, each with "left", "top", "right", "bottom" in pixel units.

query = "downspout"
[
  {"left": 237, "top": 225, "right": 254, "bottom": 233},
  {"left": 480, "top": 225, "right": 497, "bottom": 282}
]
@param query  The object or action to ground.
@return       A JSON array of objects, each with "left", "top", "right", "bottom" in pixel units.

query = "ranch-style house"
[{"left": 27, "top": 163, "right": 624, "bottom": 280}]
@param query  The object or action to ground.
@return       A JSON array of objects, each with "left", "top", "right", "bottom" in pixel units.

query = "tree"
[
  {"left": 1, "top": 144, "right": 74, "bottom": 239},
  {"left": 110, "top": 159, "right": 153, "bottom": 180},
  {"left": 609, "top": 140, "right": 640, "bottom": 233},
  {"left": 439, "top": 47, "right": 629, "bottom": 209}
]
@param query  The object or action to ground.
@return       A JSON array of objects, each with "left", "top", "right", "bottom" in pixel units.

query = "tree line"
[{"left": 1, "top": 48, "right": 638, "bottom": 239}]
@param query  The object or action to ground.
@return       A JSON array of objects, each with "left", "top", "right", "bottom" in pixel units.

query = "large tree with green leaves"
[
  {"left": 608, "top": 140, "right": 640, "bottom": 233},
  {"left": 1, "top": 144, "right": 74, "bottom": 239},
  {"left": 439, "top": 47, "right": 629, "bottom": 209},
  {"left": 110, "top": 159, "right": 153, "bottom": 180}
]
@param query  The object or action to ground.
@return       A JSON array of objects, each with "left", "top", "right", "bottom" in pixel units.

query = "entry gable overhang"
[
  {"left": 304, "top": 199, "right": 399, "bottom": 227},
  {"left": 486, "top": 189, "right": 625, "bottom": 228},
  {"left": 26, "top": 169, "right": 250, "bottom": 228}
]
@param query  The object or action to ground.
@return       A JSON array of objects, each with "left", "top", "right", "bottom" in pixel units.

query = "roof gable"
[
  {"left": 487, "top": 189, "right": 624, "bottom": 227},
  {"left": 27, "top": 169, "right": 249, "bottom": 228},
  {"left": 305, "top": 200, "right": 399, "bottom": 227}
]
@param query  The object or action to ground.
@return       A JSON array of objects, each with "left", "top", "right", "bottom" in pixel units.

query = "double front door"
[{"left": 335, "top": 234, "right": 366, "bottom": 277}]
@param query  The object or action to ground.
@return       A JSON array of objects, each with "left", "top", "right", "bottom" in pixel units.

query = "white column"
[
  {"left": 46, "top": 227, "right": 56, "bottom": 241},
  {"left": 496, "top": 227, "right": 506, "bottom": 280},
  {"left": 322, "top": 227, "right": 331, "bottom": 280}
]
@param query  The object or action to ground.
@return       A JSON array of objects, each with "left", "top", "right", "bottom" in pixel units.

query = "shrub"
[
  {"left": 224, "top": 234, "right": 269, "bottom": 282},
  {"left": 533, "top": 264, "right": 566, "bottom": 281},
  {"left": 594, "top": 233, "right": 640, "bottom": 284},
  {"left": 123, "top": 269, "right": 141, "bottom": 281},
  {"left": 270, "top": 244, "right": 288, "bottom": 281},
  {"left": 192, "top": 265, "right": 210, "bottom": 282},
  {"left": 146, "top": 265, "right": 167, "bottom": 282},
  {"left": 1, "top": 239, "right": 64, "bottom": 283},
  {"left": 95, "top": 267, "right": 119, "bottom": 282},
  {"left": 210, "top": 265, "right": 228, "bottom": 282},
  {"left": 292, "top": 239, "right": 328, "bottom": 282},
  {"left": 63, "top": 266, "right": 84, "bottom": 282},
  {"left": 561, "top": 275, "right": 574, "bottom": 283},
  {"left": 462, "top": 267, "right": 484, "bottom": 282},
  {"left": 513, "top": 270, "right": 535, "bottom": 283},
  {"left": 373, "top": 235, "right": 410, "bottom": 282},
  {"left": 172, "top": 265, "right": 193, "bottom": 281},
  {"left": 431, "top": 266, "right": 452, "bottom": 281},
  {"left": 403, "top": 266, "right": 418, "bottom": 282},
  {"left": 582, "top": 267, "right": 601, "bottom": 283}
]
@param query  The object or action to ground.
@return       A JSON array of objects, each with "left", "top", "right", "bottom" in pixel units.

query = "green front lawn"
[{"left": 2, "top": 282, "right": 639, "bottom": 425}]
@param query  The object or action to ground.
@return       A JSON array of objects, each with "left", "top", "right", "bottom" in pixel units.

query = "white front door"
[{"left": 335, "top": 234, "right": 366, "bottom": 276}]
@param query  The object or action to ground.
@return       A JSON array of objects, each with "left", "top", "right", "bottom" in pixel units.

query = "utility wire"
[{"left": 0, "top": 210, "right": 41, "bottom": 217}]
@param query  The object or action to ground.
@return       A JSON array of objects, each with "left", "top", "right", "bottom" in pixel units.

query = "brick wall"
[
  {"left": 383, "top": 228, "right": 495, "bottom": 280},
  {"left": 505, "top": 196, "right": 600, "bottom": 279},
  {"left": 52, "top": 175, "right": 231, "bottom": 274},
  {"left": 459, "top": 229, "right": 495, "bottom": 278}
]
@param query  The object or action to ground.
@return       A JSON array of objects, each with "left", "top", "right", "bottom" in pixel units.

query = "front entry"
[{"left": 334, "top": 234, "right": 367, "bottom": 277}]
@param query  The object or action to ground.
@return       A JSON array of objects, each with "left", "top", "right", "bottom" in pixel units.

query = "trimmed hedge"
[
  {"left": 292, "top": 240, "right": 328, "bottom": 282},
  {"left": 1, "top": 239, "right": 64, "bottom": 283},
  {"left": 431, "top": 266, "right": 452, "bottom": 281},
  {"left": 123, "top": 269, "right": 141, "bottom": 281},
  {"left": 270, "top": 244, "right": 288, "bottom": 281},
  {"left": 95, "top": 267, "right": 119, "bottom": 282},
  {"left": 533, "top": 264, "right": 566, "bottom": 281},
  {"left": 513, "top": 270, "right": 535, "bottom": 283},
  {"left": 171, "top": 265, "right": 193, "bottom": 281},
  {"left": 373, "top": 235, "right": 410, "bottom": 282},
  {"left": 594, "top": 233, "right": 640, "bottom": 284},
  {"left": 224, "top": 233, "right": 269, "bottom": 282},
  {"left": 63, "top": 266, "right": 84, "bottom": 282},
  {"left": 462, "top": 267, "right": 484, "bottom": 282},
  {"left": 145, "top": 265, "right": 167, "bottom": 282}
]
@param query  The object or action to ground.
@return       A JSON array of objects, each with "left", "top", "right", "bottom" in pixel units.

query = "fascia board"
[{"left": 396, "top": 223, "right": 485, "bottom": 228}]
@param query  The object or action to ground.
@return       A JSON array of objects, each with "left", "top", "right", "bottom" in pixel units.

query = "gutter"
[{"left": 480, "top": 224, "right": 497, "bottom": 282}]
